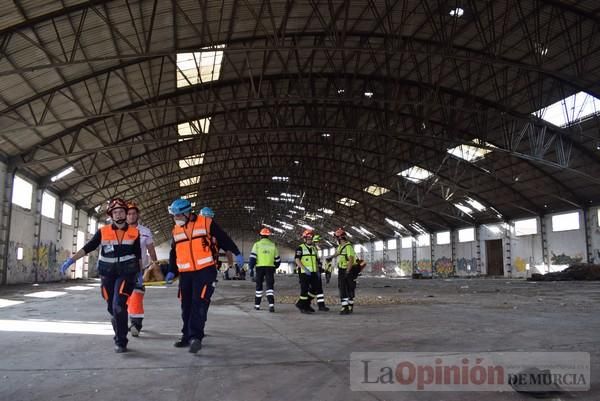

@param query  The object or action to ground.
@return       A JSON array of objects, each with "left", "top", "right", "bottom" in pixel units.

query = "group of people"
[
  {"left": 60, "top": 197, "right": 243, "bottom": 354},
  {"left": 59, "top": 196, "right": 364, "bottom": 355},
  {"left": 248, "top": 226, "right": 362, "bottom": 315}
]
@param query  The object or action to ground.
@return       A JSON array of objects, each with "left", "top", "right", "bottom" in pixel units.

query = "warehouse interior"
[{"left": 0, "top": 1, "right": 599, "bottom": 400}]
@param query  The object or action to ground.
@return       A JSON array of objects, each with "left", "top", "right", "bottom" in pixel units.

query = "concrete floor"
[{"left": 0, "top": 275, "right": 598, "bottom": 401}]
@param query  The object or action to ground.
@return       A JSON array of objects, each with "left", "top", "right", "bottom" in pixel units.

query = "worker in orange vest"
[
  {"left": 165, "top": 198, "right": 243, "bottom": 354},
  {"left": 126, "top": 201, "right": 159, "bottom": 337},
  {"left": 60, "top": 198, "right": 142, "bottom": 353}
]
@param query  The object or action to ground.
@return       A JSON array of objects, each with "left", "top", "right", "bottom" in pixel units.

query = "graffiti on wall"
[
  {"left": 434, "top": 257, "right": 454, "bottom": 277},
  {"left": 514, "top": 256, "right": 527, "bottom": 273},
  {"left": 550, "top": 252, "right": 583, "bottom": 265},
  {"left": 456, "top": 257, "right": 479, "bottom": 275},
  {"left": 7, "top": 241, "right": 71, "bottom": 284},
  {"left": 415, "top": 259, "right": 432, "bottom": 276}
]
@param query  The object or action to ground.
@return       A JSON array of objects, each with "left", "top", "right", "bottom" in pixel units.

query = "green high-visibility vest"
[
  {"left": 299, "top": 243, "right": 318, "bottom": 272},
  {"left": 251, "top": 238, "right": 279, "bottom": 267},
  {"left": 337, "top": 242, "right": 355, "bottom": 269}
]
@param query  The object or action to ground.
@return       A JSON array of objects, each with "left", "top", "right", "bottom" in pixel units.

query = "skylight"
[
  {"left": 449, "top": 7, "right": 464, "bottom": 17},
  {"left": 533, "top": 91, "right": 600, "bottom": 127},
  {"left": 318, "top": 208, "right": 335, "bottom": 215},
  {"left": 364, "top": 185, "right": 390, "bottom": 196},
  {"left": 385, "top": 218, "right": 406, "bottom": 231},
  {"left": 454, "top": 203, "right": 474, "bottom": 216},
  {"left": 182, "top": 192, "right": 197, "bottom": 200},
  {"left": 337, "top": 197, "right": 358, "bottom": 207},
  {"left": 262, "top": 223, "right": 284, "bottom": 234},
  {"left": 447, "top": 140, "right": 494, "bottom": 162},
  {"left": 299, "top": 224, "right": 315, "bottom": 230},
  {"left": 272, "top": 176, "right": 289, "bottom": 182},
  {"left": 281, "top": 192, "right": 300, "bottom": 198},
  {"left": 244, "top": 205, "right": 255, "bottom": 211},
  {"left": 465, "top": 197, "right": 486, "bottom": 211},
  {"left": 178, "top": 119, "right": 210, "bottom": 143},
  {"left": 179, "top": 176, "right": 201, "bottom": 187},
  {"left": 176, "top": 45, "right": 225, "bottom": 88},
  {"left": 398, "top": 166, "right": 433, "bottom": 183},
  {"left": 50, "top": 166, "right": 75, "bottom": 182},
  {"left": 305, "top": 213, "right": 323, "bottom": 221},
  {"left": 294, "top": 205, "right": 306, "bottom": 211},
  {"left": 178, "top": 153, "right": 205, "bottom": 169}
]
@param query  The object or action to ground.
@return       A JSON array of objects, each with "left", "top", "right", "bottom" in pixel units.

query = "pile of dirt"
[{"left": 529, "top": 263, "right": 600, "bottom": 281}]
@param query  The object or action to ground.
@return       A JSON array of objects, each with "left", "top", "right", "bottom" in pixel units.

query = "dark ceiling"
[{"left": 1, "top": 0, "right": 600, "bottom": 247}]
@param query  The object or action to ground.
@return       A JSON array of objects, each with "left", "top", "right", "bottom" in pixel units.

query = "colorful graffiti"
[
  {"left": 514, "top": 256, "right": 527, "bottom": 273},
  {"left": 415, "top": 259, "right": 432, "bottom": 276},
  {"left": 550, "top": 252, "right": 583, "bottom": 265},
  {"left": 7, "top": 241, "right": 71, "bottom": 284},
  {"left": 456, "top": 257, "right": 479, "bottom": 275},
  {"left": 400, "top": 260, "right": 413, "bottom": 276},
  {"left": 434, "top": 257, "right": 454, "bottom": 277}
]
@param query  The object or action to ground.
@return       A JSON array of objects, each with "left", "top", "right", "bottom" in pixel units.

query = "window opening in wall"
[
  {"left": 417, "top": 234, "right": 430, "bottom": 247},
  {"left": 458, "top": 227, "right": 475, "bottom": 243},
  {"left": 12, "top": 176, "right": 33, "bottom": 210},
  {"left": 401, "top": 237, "right": 413, "bottom": 249},
  {"left": 62, "top": 203, "right": 73, "bottom": 225},
  {"left": 374, "top": 241, "right": 384, "bottom": 251},
  {"left": 514, "top": 218, "right": 538, "bottom": 236},
  {"left": 17, "top": 247, "right": 23, "bottom": 260},
  {"left": 387, "top": 239, "right": 397, "bottom": 250},
  {"left": 88, "top": 217, "right": 97, "bottom": 234},
  {"left": 551, "top": 211, "right": 580, "bottom": 232},
  {"left": 436, "top": 231, "right": 450, "bottom": 245},
  {"left": 41, "top": 191, "right": 57, "bottom": 219}
]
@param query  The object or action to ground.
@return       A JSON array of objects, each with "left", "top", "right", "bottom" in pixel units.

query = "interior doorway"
[{"left": 485, "top": 239, "right": 504, "bottom": 276}]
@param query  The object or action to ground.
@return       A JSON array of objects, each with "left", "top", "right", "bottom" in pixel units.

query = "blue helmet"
[
  {"left": 168, "top": 198, "right": 192, "bottom": 215},
  {"left": 200, "top": 207, "right": 215, "bottom": 218}
]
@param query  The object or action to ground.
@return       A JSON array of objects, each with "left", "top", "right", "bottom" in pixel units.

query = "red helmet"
[
  {"left": 260, "top": 228, "right": 271, "bottom": 236},
  {"left": 302, "top": 229, "right": 314, "bottom": 239},
  {"left": 334, "top": 228, "right": 346, "bottom": 238},
  {"left": 106, "top": 198, "right": 128, "bottom": 216},
  {"left": 127, "top": 200, "right": 139, "bottom": 212}
]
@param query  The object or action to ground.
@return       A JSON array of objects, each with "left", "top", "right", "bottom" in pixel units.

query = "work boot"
[
  {"left": 348, "top": 304, "right": 354, "bottom": 313},
  {"left": 306, "top": 305, "right": 316, "bottom": 313},
  {"left": 114, "top": 345, "right": 127, "bottom": 353},
  {"left": 269, "top": 306, "right": 275, "bottom": 313},
  {"left": 174, "top": 337, "right": 190, "bottom": 348},
  {"left": 339, "top": 306, "right": 350, "bottom": 315},
  {"left": 254, "top": 305, "right": 260, "bottom": 311},
  {"left": 295, "top": 300, "right": 303, "bottom": 312},
  {"left": 189, "top": 338, "right": 202, "bottom": 354},
  {"left": 318, "top": 304, "right": 330, "bottom": 311},
  {"left": 300, "top": 308, "right": 315, "bottom": 314}
]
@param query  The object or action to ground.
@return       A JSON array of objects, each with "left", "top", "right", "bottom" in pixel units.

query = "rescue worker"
[
  {"left": 332, "top": 228, "right": 356, "bottom": 315},
  {"left": 324, "top": 258, "right": 333, "bottom": 284},
  {"left": 347, "top": 258, "right": 367, "bottom": 302},
  {"left": 60, "top": 198, "right": 142, "bottom": 353},
  {"left": 200, "top": 206, "right": 235, "bottom": 276},
  {"left": 294, "top": 230, "right": 329, "bottom": 313},
  {"left": 126, "top": 201, "right": 159, "bottom": 337},
  {"left": 165, "top": 198, "right": 243, "bottom": 353},
  {"left": 311, "top": 234, "right": 330, "bottom": 311},
  {"left": 248, "top": 228, "right": 281, "bottom": 312}
]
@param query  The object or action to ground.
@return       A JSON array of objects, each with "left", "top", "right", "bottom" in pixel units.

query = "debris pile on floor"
[{"left": 529, "top": 263, "right": 600, "bottom": 281}]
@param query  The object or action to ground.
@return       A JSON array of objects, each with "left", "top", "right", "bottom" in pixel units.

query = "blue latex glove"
[
  {"left": 165, "top": 272, "right": 175, "bottom": 284},
  {"left": 60, "top": 258, "right": 74, "bottom": 274},
  {"left": 235, "top": 254, "right": 244, "bottom": 267},
  {"left": 136, "top": 272, "right": 143, "bottom": 287}
]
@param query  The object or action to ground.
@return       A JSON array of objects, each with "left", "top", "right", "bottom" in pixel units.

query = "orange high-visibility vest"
[
  {"left": 98, "top": 225, "right": 140, "bottom": 275},
  {"left": 172, "top": 216, "right": 215, "bottom": 272}
]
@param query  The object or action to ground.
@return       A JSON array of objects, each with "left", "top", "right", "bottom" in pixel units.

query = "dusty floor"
[{"left": 0, "top": 275, "right": 598, "bottom": 401}]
